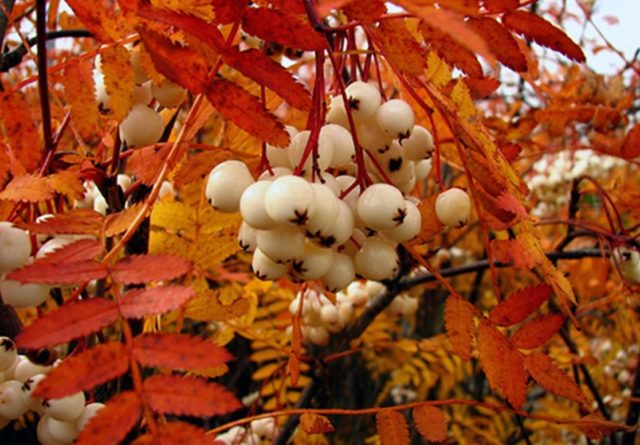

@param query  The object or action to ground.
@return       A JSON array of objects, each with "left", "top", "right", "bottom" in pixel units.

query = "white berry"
[
  {"left": 305, "top": 183, "right": 339, "bottom": 239},
  {"left": 357, "top": 184, "right": 407, "bottom": 231},
  {"left": 321, "top": 124, "right": 355, "bottom": 168},
  {"left": 354, "top": 238, "right": 399, "bottom": 281},
  {"left": 206, "top": 160, "right": 255, "bottom": 213},
  {"left": 0, "top": 223, "right": 31, "bottom": 273},
  {"left": 382, "top": 200, "right": 421, "bottom": 243},
  {"left": 435, "top": 188, "right": 471, "bottom": 228},
  {"left": 321, "top": 253, "right": 356, "bottom": 292},
  {"left": 291, "top": 242, "right": 334, "bottom": 280},
  {"left": 345, "top": 81, "right": 382, "bottom": 122},
  {"left": 151, "top": 80, "right": 186, "bottom": 108},
  {"left": 252, "top": 248, "right": 288, "bottom": 281},
  {"left": 376, "top": 99, "right": 415, "bottom": 140},
  {"left": 264, "top": 175, "right": 315, "bottom": 226},
  {"left": 401, "top": 125, "right": 434, "bottom": 160},
  {"left": 119, "top": 104, "right": 164, "bottom": 147},
  {"left": 0, "top": 380, "right": 29, "bottom": 419},
  {"left": 288, "top": 130, "right": 334, "bottom": 175},
  {"left": 256, "top": 226, "right": 305, "bottom": 263},
  {"left": 238, "top": 222, "right": 258, "bottom": 253},
  {"left": 42, "top": 391, "right": 86, "bottom": 422},
  {"left": 75, "top": 402, "right": 105, "bottom": 431},
  {"left": 0, "top": 338, "right": 17, "bottom": 372},
  {"left": 240, "top": 181, "right": 277, "bottom": 230},
  {"left": 0, "top": 276, "right": 50, "bottom": 309}
]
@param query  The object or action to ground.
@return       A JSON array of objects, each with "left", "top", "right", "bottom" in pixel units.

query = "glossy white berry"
[
  {"left": 355, "top": 118, "right": 392, "bottom": 152},
  {"left": 36, "top": 237, "right": 73, "bottom": 260},
  {"left": 37, "top": 415, "right": 67, "bottom": 445},
  {"left": 250, "top": 417, "right": 277, "bottom": 439},
  {"left": 414, "top": 158, "right": 432, "bottom": 180},
  {"left": 21, "top": 373, "right": 46, "bottom": 411},
  {"left": 93, "top": 69, "right": 109, "bottom": 110},
  {"left": 288, "top": 130, "right": 334, "bottom": 174},
  {"left": 132, "top": 81, "right": 152, "bottom": 105},
  {"left": 401, "top": 125, "right": 434, "bottom": 160},
  {"left": 291, "top": 242, "right": 334, "bottom": 280},
  {"left": 252, "top": 248, "right": 288, "bottom": 281},
  {"left": 0, "top": 276, "right": 50, "bottom": 309},
  {"left": 321, "top": 253, "right": 356, "bottom": 292},
  {"left": 117, "top": 174, "right": 132, "bottom": 193},
  {"left": 376, "top": 99, "right": 415, "bottom": 140},
  {"left": 321, "top": 124, "right": 355, "bottom": 168},
  {"left": 42, "top": 391, "right": 86, "bottom": 422},
  {"left": 256, "top": 226, "right": 305, "bottom": 263},
  {"left": 240, "top": 181, "right": 276, "bottom": 230},
  {"left": 307, "top": 326, "right": 329, "bottom": 346},
  {"left": 0, "top": 380, "right": 29, "bottom": 419},
  {"left": 318, "top": 200, "right": 355, "bottom": 248},
  {"left": 151, "top": 80, "right": 186, "bottom": 108},
  {"left": 382, "top": 200, "right": 421, "bottom": 243},
  {"left": 266, "top": 125, "right": 297, "bottom": 169},
  {"left": 0, "top": 223, "right": 31, "bottom": 273},
  {"left": 305, "top": 183, "right": 339, "bottom": 239},
  {"left": 612, "top": 247, "right": 640, "bottom": 284},
  {"left": 119, "top": 104, "right": 164, "bottom": 147},
  {"left": 238, "top": 222, "right": 258, "bottom": 253},
  {"left": 206, "top": 160, "right": 255, "bottom": 213},
  {"left": 326, "top": 95, "right": 349, "bottom": 128},
  {"left": 354, "top": 238, "right": 399, "bottom": 281},
  {"left": 15, "top": 358, "right": 51, "bottom": 383},
  {"left": 357, "top": 184, "right": 407, "bottom": 231},
  {"left": 345, "top": 81, "right": 382, "bottom": 122},
  {"left": 258, "top": 167, "right": 293, "bottom": 181},
  {"left": 0, "top": 338, "right": 17, "bottom": 372},
  {"left": 44, "top": 414, "right": 79, "bottom": 443},
  {"left": 264, "top": 175, "right": 315, "bottom": 226},
  {"left": 93, "top": 195, "right": 108, "bottom": 215},
  {"left": 75, "top": 402, "right": 105, "bottom": 431},
  {"left": 435, "top": 188, "right": 471, "bottom": 228}
]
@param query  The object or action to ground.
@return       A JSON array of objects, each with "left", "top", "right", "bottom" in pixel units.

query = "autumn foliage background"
[{"left": 0, "top": 0, "right": 639, "bottom": 444}]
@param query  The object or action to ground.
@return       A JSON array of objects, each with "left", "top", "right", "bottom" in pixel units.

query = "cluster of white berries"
[
  {"left": 0, "top": 337, "right": 104, "bottom": 444},
  {"left": 287, "top": 281, "right": 418, "bottom": 346},
  {"left": 205, "top": 81, "right": 460, "bottom": 290},
  {"left": 611, "top": 247, "right": 640, "bottom": 284},
  {"left": 213, "top": 417, "right": 278, "bottom": 445},
  {"left": 94, "top": 48, "right": 186, "bottom": 148},
  {"left": 527, "top": 149, "right": 624, "bottom": 217}
]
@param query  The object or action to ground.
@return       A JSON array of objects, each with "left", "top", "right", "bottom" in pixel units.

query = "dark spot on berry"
[
  {"left": 398, "top": 129, "right": 411, "bottom": 143},
  {"left": 0, "top": 338, "right": 15, "bottom": 351},
  {"left": 290, "top": 209, "right": 309, "bottom": 225},
  {"left": 388, "top": 157, "right": 403, "bottom": 172},
  {"left": 320, "top": 235, "right": 336, "bottom": 247},
  {"left": 393, "top": 208, "right": 407, "bottom": 225},
  {"left": 365, "top": 227, "right": 377, "bottom": 237},
  {"left": 378, "top": 144, "right": 390, "bottom": 154},
  {"left": 291, "top": 260, "right": 307, "bottom": 275},
  {"left": 348, "top": 97, "right": 360, "bottom": 111}
]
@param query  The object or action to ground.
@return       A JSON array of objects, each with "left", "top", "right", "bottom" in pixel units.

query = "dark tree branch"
[
  {"left": 35, "top": 0, "right": 52, "bottom": 163},
  {"left": 0, "top": 0, "right": 16, "bottom": 53},
  {"left": 273, "top": 247, "right": 608, "bottom": 444}
]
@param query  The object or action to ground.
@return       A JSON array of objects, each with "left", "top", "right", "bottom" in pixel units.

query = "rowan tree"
[{"left": 0, "top": 0, "right": 638, "bottom": 444}]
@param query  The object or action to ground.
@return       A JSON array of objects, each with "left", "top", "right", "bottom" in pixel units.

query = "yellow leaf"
[
  {"left": 101, "top": 44, "right": 135, "bottom": 121},
  {"left": 451, "top": 79, "right": 476, "bottom": 120},
  {"left": 425, "top": 51, "right": 452, "bottom": 88}
]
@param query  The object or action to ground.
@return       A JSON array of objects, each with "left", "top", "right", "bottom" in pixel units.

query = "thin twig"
[{"left": 35, "top": 0, "right": 52, "bottom": 163}]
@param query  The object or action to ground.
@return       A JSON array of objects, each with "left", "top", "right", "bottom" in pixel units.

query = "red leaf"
[
  {"left": 131, "top": 422, "right": 210, "bottom": 445},
  {"left": 511, "top": 314, "right": 565, "bottom": 349},
  {"left": 206, "top": 78, "right": 289, "bottom": 146},
  {"left": 65, "top": 0, "right": 122, "bottom": 42},
  {"left": 621, "top": 125, "right": 640, "bottom": 159},
  {"left": 502, "top": 11, "right": 586, "bottom": 62},
  {"left": 19, "top": 209, "right": 104, "bottom": 235},
  {"left": 489, "top": 284, "right": 553, "bottom": 326},
  {"left": 300, "top": 411, "right": 335, "bottom": 434},
  {"left": 525, "top": 352, "right": 588, "bottom": 405},
  {"left": 342, "top": 0, "right": 386, "bottom": 24},
  {"left": 491, "top": 239, "right": 539, "bottom": 270},
  {"left": 126, "top": 142, "right": 189, "bottom": 186},
  {"left": 368, "top": 19, "right": 426, "bottom": 76},
  {"left": 483, "top": 0, "right": 519, "bottom": 14},
  {"left": 444, "top": 293, "right": 476, "bottom": 360},
  {"left": 138, "top": 28, "right": 210, "bottom": 94},
  {"left": 412, "top": 405, "right": 448, "bottom": 443},
  {"left": 465, "top": 77, "right": 501, "bottom": 100},
  {"left": 75, "top": 391, "right": 142, "bottom": 445},
  {"left": 575, "top": 413, "right": 635, "bottom": 440},
  {"left": 120, "top": 286, "right": 195, "bottom": 318},
  {"left": 212, "top": 0, "right": 248, "bottom": 24},
  {"left": 242, "top": 8, "right": 326, "bottom": 51},
  {"left": 223, "top": 48, "right": 312, "bottom": 111},
  {"left": 420, "top": 22, "right": 483, "bottom": 78},
  {"left": 500, "top": 143, "right": 522, "bottom": 163},
  {"left": 112, "top": 254, "right": 192, "bottom": 284},
  {"left": 34, "top": 239, "right": 104, "bottom": 265},
  {"left": 467, "top": 17, "right": 527, "bottom": 72},
  {"left": 33, "top": 342, "right": 129, "bottom": 399},
  {"left": 8, "top": 260, "right": 109, "bottom": 285},
  {"left": 132, "top": 333, "right": 232, "bottom": 370},
  {"left": 142, "top": 374, "right": 241, "bottom": 417},
  {"left": 495, "top": 191, "right": 528, "bottom": 219},
  {"left": 477, "top": 319, "right": 527, "bottom": 409},
  {"left": 16, "top": 298, "right": 119, "bottom": 349},
  {"left": 376, "top": 410, "right": 410, "bottom": 445}
]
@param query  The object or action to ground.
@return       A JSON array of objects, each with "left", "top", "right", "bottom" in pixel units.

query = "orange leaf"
[
  {"left": 502, "top": 10, "right": 586, "bottom": 62},
  {"left": 376, "top": 410, "right": 410, "bottom": 445},
  {"left": 489, "top": 283, "right": 553, "bottom": 326},
  {"left": 0, "top": 145, "right": 9, "bottom": 185},
  {"left": 75, "top": 391, "right": 142, "bottom": 445},
  {"left": 483, "top": 0, "right": 519, "bottom": 14},
  {"left": 63, "top": 59, "right": 102, "bottom": 138},
  {"left": 112, "top": 254, "right": 192, "bottom": 284},
  {"left": 511, "top": 314, "right": 564, "bottom": 349},
  {"left": 242, "top": 8, "right": 326, "bottom": 51},
  {"left": 223, "top": 48, "right": 312, "bottom": 111},
  {"left": 0, "top": 92, "right": 42, "bottom": 172},
  {"left": 173, "top": 149, "right": 237, "bottom": 187},
  {"left": 467, "top": 17, "right": 527, "bottom": 72},
  {"left": 16, "top": 298, "right": 119, "bottom": 349},
  {"left": 418, "top": 195, "right": 444, "bottom": 240},
  {"left": 46, "top": 171, "right": 85, "bottom": 200},
  {"left": 474, "top": 188, "right": 517, "bottom": 230},
  {"left": 206, "top": 78, "right": 289, "bottom": 146},
  {"left": 524, "top": 352, "right": 588, "bottom": 405},
  {"left": 495, "top": 191, "right": 528, "bottom": 219},
  {"left": 126, "top": 142, "right": 189, "bottom": 185},
  {"left": 100, "top": 44, "right": 135, "bottom": 121},
  {"left": 575, "top": 413, "right": 635, "bottom": 440},
  {"left": 8, "top": 260, "right": 109, "bottom": 285},
  {"left": 368, "top": 19, "right": 426, "bottom": 76},
  {"left": 132, "top": 333, "right": 233, "bottom": 370},
  {"left": 131, "top": 422, "right": 210, "bottom": 445},
  {"left": 138, "top": 28, "right": 210, "bottom": 94},
  {"left": 412, "top": 405, "right": 448, "bottom": 443},
  {"left": 465, "top": 77, "right": 501, "bottom": 99},
  {"left": 621, "top": 125, "right": 640, "bottom": 159},
  {"left": 104, "top": 202, "right": 145, "bottom": 237},
  {"left": 34, "top": 342, "right": 129, "bottom": 399},
  {"left": 142, "top": 374, "right": 241, "bottom": 417},
  {"left": 65, "top": 0, "right": 124, "bottom": 43},
  {"left": 477, "top": 319, "right": 527, "bottom": 408},
  {"left": 120, "top": 286, "right": 196, "bottom": 318},
  {"left": 0, "top": 174, "right": 54, "bottom": 202},
  {"left": 444, "top": 293, "right": 476, "bottom": 360},
  {"left": 491, "top": 238, "right": 539, "bottom": 269},
  {"left": 20, "top": 209, "right": 104, "bottom": 235},
  {"left": 420, "top": 22, "right": 482, "bottom": 78},
  {"left": 34, "top": 239, "right": 104, "bottom": 265},
  {"left": 300, "top": 411, "right": 335, "bottom": 434}
]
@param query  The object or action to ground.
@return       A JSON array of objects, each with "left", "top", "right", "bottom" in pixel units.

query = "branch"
[
  {"left": 273, "top": 247, "right": 607, "bottom": 444},
  {"left": 0, "top": 29, "right": 92, "bottom": 72},
  {"left": 35, "top": 0, "right": 52, "bottom": 165},
  {"left": 0, "top": 0, "right": 16, "bottom": 53}
]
